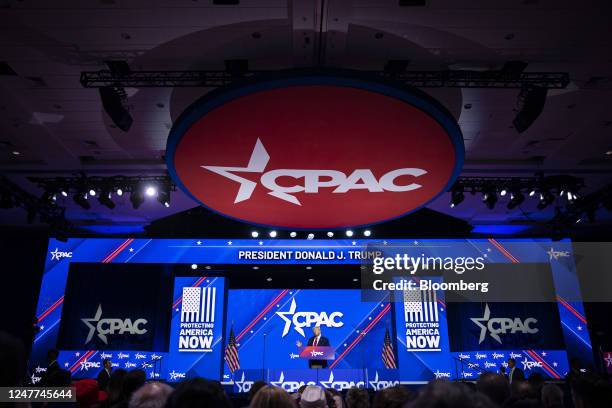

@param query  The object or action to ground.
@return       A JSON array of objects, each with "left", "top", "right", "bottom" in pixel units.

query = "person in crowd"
[
  {"left": 505, "top": 358, "right": 525, "bottom": 384},
  {"left": 406, "top": 380, "right": 496, "bottom": 408},
  {"left": 372, "top": 385, "right": 413, "bottom": 408},
  {"left": 97, "top": 358, "right": 113, "bottom": 391},
  {"left": 74, "top": 378, "right": 106, "bottom": 408},
  {"left": 165, "top": 378, "right": 231, "bottom": 408},
  {"left": 541, "top": 383, "right": 564, "bottom": 408},
  {"left": 476, "top": 372, "right": 510, "bottom": 406},
  {"left": 0, "top": 331, "right": 26, "bottom": 387},
  {"left": 45, "top": 368, "right": 71, "bottom": 386},
  {"left": 112, "top": 369, "right": 147, "bottom": 408},
  {"left": 128, "top": 381, "right": 173, "bottom": 408},
  {"left": 98, "top": 369, "right": 126, "bottom": 408},
  {"left": 248, "top": 381, "right": 268, "bottom": 404},
  {"left": 250, "top": 385, "right": 297, "bottom": 408},
  {"left": 299, "top": 385, "right": 328, "bottom": 408},
  {"left": 345, "top": 388, "right": 369, "bottom": 408},
  {"left": 570, "top": 372, "right": 612, "bottom": 408},
  {"left": 327, "top": 388, "right": 344, "bottom": 408}
]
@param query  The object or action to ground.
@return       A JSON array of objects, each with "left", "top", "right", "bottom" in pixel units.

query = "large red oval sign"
[{"left": 167, "top": 74, "right": 464, "bottom": 229}]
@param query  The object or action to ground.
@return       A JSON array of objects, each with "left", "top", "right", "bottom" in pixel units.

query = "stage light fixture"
[
  {"left": 98, "top": 191, "right": 115, "bottom": 209},
  {"left": 567, "top": 191, "right": 574, "bottom": 201},
  {"left": 116, "top": 188, "right": 123, "bottom": 196},
  {"left": 251, "top": 231, "right": 259, "bottom": 238},
  {"left": 529, "top": 189, "right": 536, "bottom": 197},
  {"left": 364, "top": 230, "right": 371, "bottom": 237},
  {"left": 500, "top": 188, "right": 508, "bottom": 197},
  {"left": 145, "top": 186, "right": 157, "bottom": 197},
  {"left": 307, "top": 233, "right": 314, "bottom": 240},
  {"left": 327, "top": 232, "right": 334, "bottom": 238},
  {"left": 73, "top": 192, "right": 90, "bottom": 210},
  {"left": 130, "top": 190, "right": 144, "bottom": 209},
  {"left": 60, "top": 190, "right": 68, "bottom": 197},
  {"left": 450, "top": 188, "right": 464, "bottom": 208},
  {"left": 269, "top": 230, "right": 277, "bottom": 238},
  {"left": 41, "top": 190, "right": 54, "bottom": 204},
  {"left": 513, "top": 86, "right": 548, "bottom": 133},
  {"left": 252, "top": 266, "right": 259, "bottom": 270},
  {"left": 507, "top": 191, "right": 525, "bottom": 209},
  {"left": 99, "top": 86, "right": 133, "bottom": 131},
  {"left": 308, "top": 278, "right": 315, "bottom": 282},
  {"left": 88, "top": 189, "right": 96, "bottom": 197},
  {"left": 290, "top": 231, "right": 297, "bottom": 238},
  {"left": 537, "top": 191, "right": 554, "bottom": 210},
  {"left": 346, "top": 230, "right": 354, "bottom": 237},
  {"left": 157, "top": 188, "right": 170, "bottom": 207},
  {"left": 191, "top": 264, "right": 197, "bottom": 270},
  {"left": 266, "top": 277, "right": 272, "bottom": 282},
  {"left": 353, "top": 278, "right": 359, "bottom": 282},
  {"left": 482, "top": 191, "right": 498, "bottom": 210}
]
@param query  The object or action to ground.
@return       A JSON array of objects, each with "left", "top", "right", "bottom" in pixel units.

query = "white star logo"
[
  {"left": 605, "top": 354, "right": 612, "bottom": 367},
  {"left": 259, "top": 241, "right": 263, "bottom": 246},
  {"left": 276, "top": 298, "right": 303, "bottom": 337},
  {"left": 50, "top": 248, "right": 61, "bottom": 260},
  {"left": 81, "top": 305, "right": 107, "bottom": 344},
  {"left": 270, "top": 372, "right": 285, "bottom": 387},
  {"left": 227, "top": 241, "right": 233, "bottom": 245},
  {"left": 196, "top": 241, "right": 202, "bottom": 245},
  {"left": 235, "top": 372, "right": 248, "bottom": 392},
  {"left": 369, "top": 372, "right": 382, "bottom": 390},
  {"left": 129, "top": 248, "right": 134, "bottom": 252},
  {"left": 319, "top": 371, "right": 335, "bottom": 389},
  {"left": 64, "top": 362, "right": 69, "bottom": 367},
  {"left": 470, "top": 304, "right": 501, "bottom": 344}
]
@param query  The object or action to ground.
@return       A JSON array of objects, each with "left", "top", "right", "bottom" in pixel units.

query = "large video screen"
[{"left": 30, "top": 238, "right": 592, "bottom": 385}]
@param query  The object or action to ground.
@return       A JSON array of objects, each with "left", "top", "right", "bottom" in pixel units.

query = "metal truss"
[{"left": 80, "top": 69, "right": 570, "bottom": 89}]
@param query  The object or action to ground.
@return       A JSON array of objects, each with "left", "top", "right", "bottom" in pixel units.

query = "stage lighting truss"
[
  {"left": 450, "top": 175, "right": 585, "bottom": 211},
  {"left": 27, "top": 175, "right": 176, "bottom": 210},
  {"left": 80, "top": 69, "right": 570, "bottom": 89}
]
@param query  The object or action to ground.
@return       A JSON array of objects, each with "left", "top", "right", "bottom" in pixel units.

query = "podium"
[{"left": 298, "top": 346, "right": 335, "bottom": 369}]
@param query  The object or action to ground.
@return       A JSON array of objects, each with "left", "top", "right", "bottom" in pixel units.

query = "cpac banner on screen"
[
  {"left": 166, "top": 277, "right": 226, "bottom": 381},
  {"left": 223, "top": 289, "right": 391, "bottom": 380}
]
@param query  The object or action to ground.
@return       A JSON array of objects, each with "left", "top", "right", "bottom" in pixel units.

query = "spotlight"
[
  {"left": 567, "top": 191, "right": 574, "bottom": 201},
  {"left": 266, "top": 277, "right": 272, "bottom": 282},
  {"left": 363, "top": 230, "right": 371, "bottom": 237},
  {"left": 307, "top": 233, "right": 314, "bottom": 240},
  {"left": 289, "top": 231, "right": 297, "bottom": 238},
  {"left": 327, "top": 232, "right": 334, "bottom": 238},
  {"left": 191, "top": 264, "right": 197, "bottom": 270},
  {"left": 98, "top": 190, "right": 115, "bottom": 209},
  {"left": 269, "top": 230, "right": 277, "bottom": 238},
  {"left": 99, "top": 86, "right": 133, "bottom": 131},
  {"left": 450, "top": 188, "right": 464, "bottom": 208},
  {"left": 537, "top": 191, "right": 554, "bottom": 210},
  {"left": 60, "top": 190, "right": 68, "bottom": 197},
  {"left": 116, "top": 188, "right": 123, "bottom": 197},
  {"left": 308, "top": 278, "right": 315, "bottom": 282},
  {"left": 251, "top": 231, "right": 259, "bottom": 238},
  {"left": 482, "top": 191, "right": 498, "bottom": 210},
  {"left": 513, "top": 86, "right": 547, "bottom": 133},
  {"left": 529, "top": 189, "right": 536, "bottom": 197},
  {"left": 157, "top": 188, "right": 170, "bottom": 207},
  {"left": 507, "top": 191, "right": 525, "bottom": 209},
  {"left": 41, "top": 190, "right": 54, "bottom": 203},
  {"left": 73, "top": 192, "right": 90, "bottom": 210},
  {"left": 130, "top": 190, "right": 144, "bottom": 209},
  {"left": 346, "top": 230, "right": 354, "bottom": 237},
  {"left": 500, "top": 189, "right": 508, "bottom": 197},
  {"left": 88, "top": 189, "right": 96, "bottom": 197},
  {"left": 145, "top": 186, "right": 157, "bottom": 197}
]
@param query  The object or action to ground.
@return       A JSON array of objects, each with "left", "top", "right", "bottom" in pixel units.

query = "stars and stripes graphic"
[
  {"left": 382, "top": 326, "right": 397, "bottom": 369},
  {"left": 404, "top": 286, "right": 438, "bottom": 323},
  {"left": 181, "top": 287, "right": 216, "bottom": 323},
  {"left": 224, "top": 325, "right": 240, "bottom": 373}
]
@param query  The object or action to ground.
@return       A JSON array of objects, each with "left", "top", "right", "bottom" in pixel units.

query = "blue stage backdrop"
[{"left": 30, "top": 238, "right": 592, "bottom": 385}]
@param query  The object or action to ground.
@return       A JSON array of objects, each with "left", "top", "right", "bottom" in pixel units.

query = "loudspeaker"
[
  {"left": 512, "top": 86, "right": 547, "bottom": 133},
  {"left": 99, "top": 87, "right": 133, "bottom": 131}
]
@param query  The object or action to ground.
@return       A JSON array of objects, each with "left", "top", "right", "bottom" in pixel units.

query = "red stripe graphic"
[
  {"left": 37, "top": 296, "right": 65, "bottom": 323},
  {"left": 556, "top": 296, "right": 587, "bottom": 324},
  {"left": 172, "top": 276, "right": 208, "bottom": 309},
  {"left": 69, "top": 350, "right": 95, "bottom": 373},
  {"left": 330, "top": 304, "right": 391, "bottom": 369},
  {"left": 525, "top": 349, "right": 560, "bottom": 379},
  {"left": 488, "top": 239, "right": 520, "bottom": 263},
  {"left": 102, "top": 239, "right": 134, "bottom": 263},
  {"left": 237, "top": 290, "right": 289, "bottom": 341}
]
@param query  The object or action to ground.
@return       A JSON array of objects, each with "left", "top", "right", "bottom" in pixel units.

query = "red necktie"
[{"left": 314, "top": 337, "right": 318, "bottom": 347}]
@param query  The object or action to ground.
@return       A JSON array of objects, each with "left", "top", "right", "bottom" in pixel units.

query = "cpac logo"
[
  {"left": 100, "top": 352, "right": 113, "bottom": 359},
  {"left": 475, "top": 352, "right": 488, "bottom": 360},
  {"left": 320, "top": 371, "right": 365, "bottom": 391},
  {"left": 547, "top": 248, "right": 570, "bottom": 260},
  {"left": 522, "top": 358, "right": 543, "bottom": 370},
  {"left": 31, "top": 374, "right": 41, "bottom": 385},
  {"left": 118, "top": 352, "right": 129, "bottom": 359},
  {"left": 276, "top": 298, "right": 343, "bottom": 337},
  {"left": 80, "top": 360, "right": 100, "bottom": 371},
  {"left": 493, "top": 353, "right": 505, "bottom": 360},
  {"left": 169, "top": 371, "right": 186, "bottom": 381},
  {"left": 81, "top": 305, "right": 148, "bottom": 344},
  {"left": 484, "top": 361, "right": 497, "bottom": 369},
  {"left": 462, "top": 372, "right": 474, "bottom": 378},
  {"left": 50, "top": 248, "right": 72, "bottom": 261},
  {"left": 135, "top": 353, "right": 146, "bottom": 360},
  {"left": 203, "top": 139, "right": 427, "bottom": 206},
  {"left": 311, "top": 350, "right": 324, "bottom": 358},
  {"left": 368, "top": 372, "right": 399, "bottom": 390},
  {"left": 270, "top": 372, "right": 316, "bottom": 393},
  {"left": 510, "top": 352, "right": 523, "bottom": 359},
  {"left": 34, "top": 366, "right": 46, "bottom": 374},
  {"left": 124, "top": 362, "right": 136, "bottom": 369},
  {"left": 433, "top": 370, "right": 451, "bottom": 379},
  {"left": 470, "top": 304, "right": 538, "bottom": 344},
  {"left": 289, "top": 353, "right": 300, "bottom": 360},
  {"left": 151, "top": 354, "right": 162, "bottom": 360},
  {"left": 458, "top": 353, "right": 471, "bottom": 360},
  {"left": 235, "top": 372, "right": 255, "bottom": 393}
]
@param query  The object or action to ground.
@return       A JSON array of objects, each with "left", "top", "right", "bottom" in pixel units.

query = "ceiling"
[{"left": 1, "top": 0, "right": 611, "bottom": 234}]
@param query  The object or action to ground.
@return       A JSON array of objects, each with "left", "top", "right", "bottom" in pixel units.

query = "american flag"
[
  {"left": 224, "top": 325, "right": 240, "bottom": 373},
  {"left": 382, "top": 326, "right": 397, "bottom": 369}
]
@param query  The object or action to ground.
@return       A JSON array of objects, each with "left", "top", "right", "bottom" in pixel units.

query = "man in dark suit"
[
  {"left": 506, "top": 358, "right": 525, "bottom": 384},
  {"left": 96, "top": 359, "right": 112, "bottom": 391},
  {"left": 296, "top": 326, "right": 330, "bottom": 368},
  {"left": 40, "top": 349, "right": 60, "bottom": 386}
]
